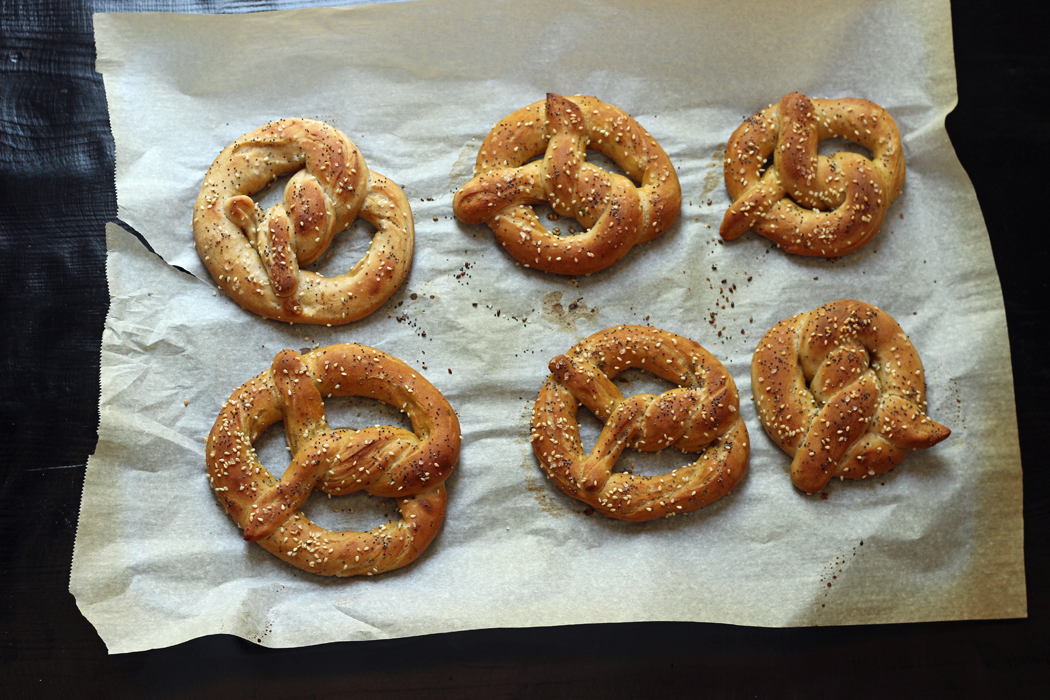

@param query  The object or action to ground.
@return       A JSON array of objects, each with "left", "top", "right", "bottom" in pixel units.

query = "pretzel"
[
  {"left": 193, "top": 119, "right": 413, "bottom": 325},
  {"left": 752, "top": 300, "right": 950, "bottom": 494},
  {"left": 453, "top": 94, "right": 681, "bottom": 275},
  {"left": 720, "top": 93, "right": 905, "bottom": 256},
  {"left": 206, "top": 344, "right": 460, "bottom": 576},
  {"left": 531, "top": 326, "right": 748, "bottom": 521}
]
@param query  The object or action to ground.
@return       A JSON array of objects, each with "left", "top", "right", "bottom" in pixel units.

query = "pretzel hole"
[
  {"left": 584, "top": 150, "right": 631, "bottom": 183},
  {"left": 252, "top": 420, "right": 296, "bottom": 479},
  {"left": 532, "top": 203, "right": 587, "bottom": 237},
  {"left": 299, "top": 490, "right": 400, "bottom": 533},
  {"left": 612, "top": 367, "right": 679, "bottom": 395},
  {"left": 253, "top": 172, "right": 295, "bottom": 211},
  {"left": 756, "top": 154, "right": 773, "bottom": 177},
  {"left": 302, "top": 217, "right": 377, "bottom": 277},
  {"left": 818, "top": 137, "right": 872, "bottom": 161},
  {"left": 575, "top": 409, "right": 604, "bottom": 455},
  {"left": 322, "top": 395, "right": 414, "bottom": 434},
  {"left": 616, "top": 448, "right": 696, "bottom": 477}
]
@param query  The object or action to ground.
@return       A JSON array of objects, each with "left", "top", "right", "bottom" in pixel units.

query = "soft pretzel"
[
  {"left": 531, "top": 326, "right": 748, "bottom": 521},
  {"left": 752, "top": 300, "right": 950, "bottom": 494},
  {"left": 193, "top": 119, "right": 413, "bottom": 325},
  {"left": 206, "top": 344, "right": 460, "bottom": 576},
  {"left": 720, "top": 93, "right": 905, "bottom": 256},
  {"left": 453, "top": 94, "right": 681, "bottom": 275}
]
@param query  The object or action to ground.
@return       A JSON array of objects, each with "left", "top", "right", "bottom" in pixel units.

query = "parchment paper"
[{"left": 71, "top": 0, "right": 1027, "bottom": 653}]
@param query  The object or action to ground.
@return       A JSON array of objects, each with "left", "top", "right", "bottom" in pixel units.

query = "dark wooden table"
[{"left": 1, "top": 1, "right": 1046, "bottom": 696}]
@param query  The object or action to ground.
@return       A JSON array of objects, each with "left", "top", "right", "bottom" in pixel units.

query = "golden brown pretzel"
[
  {"left": 206, "top": 344, "right": 460, "bottom": 576},
  {"left": 193, "top": 119, "right": 413, "bottom": 325},
  {"left": 752, "top": 300, "right": 950, "bottom": 494},
  {"left": 453, "top": 94, "right": 681, "bottom": 275},
  {"left": 531, "top": 326, "right": 748, "bottom": 521},
  {"left": 720, "top": 93, "right": 905, "bottom": 256}
]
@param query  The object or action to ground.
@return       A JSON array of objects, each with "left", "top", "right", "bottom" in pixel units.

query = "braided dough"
[
  {"left": 453, "top": 94, "right": 681, "bottom": 275},
  {"left": 752, "top": 300, "right": 950, "bottom": 494},
  {"left": 531, "top": 326, "right": 748, "bottom": 521},
  {"left": 193, "top": 119, "right": 413, "bottom": 325},
  {"left": 720, "top": 93, "right": 905, "bottom": 256},
  {"left": 206, "top": 344, "right": 460, "bottom": 576}
]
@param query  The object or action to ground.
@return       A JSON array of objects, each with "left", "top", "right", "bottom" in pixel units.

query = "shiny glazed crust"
[
  {"left": 751, "top": 300, "right": 950, "bottom": 493},
  {"left": 453, "top": 94, "right": 681, "bottom": 275},
  {"left": 720, "top": 93, "right": 905, "bottom": 256},
  {"left": 206, "top": 344, "right": 460, "bottom": 576},
  {"left": 531, "top": 325, "right": 748, "bottom": 521},
  {"left": 193, "top": 119, "right": 413, "bottom": 325}
]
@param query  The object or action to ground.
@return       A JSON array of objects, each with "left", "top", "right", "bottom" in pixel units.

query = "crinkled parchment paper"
[{"left": 71, "top": 0, "right": 1026, "bottom": 653}]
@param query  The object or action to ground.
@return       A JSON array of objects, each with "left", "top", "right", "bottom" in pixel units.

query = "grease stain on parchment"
[
  {"left": 518, "top": 403, "right": 568, "bottom": 519},
  {"left": 522, "top": 453, "right": 567, "bottom": 519},
  {"left": 448, "top": 137, "right": 480, "bottom": 190},
  {"left": 541, "top": 290, "right": 598, "bottom": 332},
  {"left": 698, "top": 143, "right": 726, "bottom": 201},
  {"left": 937, "top": 368, "right": 964, "bottom": 434}
]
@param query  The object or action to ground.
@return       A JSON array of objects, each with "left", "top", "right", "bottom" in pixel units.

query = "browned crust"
[
  {"left": 193, "top": 119, "right": 413, "bottom": 325},
  {"left": 531, "top": 325, "right": 748, "bottom": 521},
  {"left": 206, "top": 344, "right": 460, "bottom": 577},
  {"left": 720, "top": 93, "right": 905, "bottom": 257},
  {"left": 751, "top": 300, "right": 950, "bottom": 494},
  {"left": 453, "top": 94, "right": 681, "bottom": 275}
]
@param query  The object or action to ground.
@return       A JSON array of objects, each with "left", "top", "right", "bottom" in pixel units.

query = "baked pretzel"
[
  {"left": 453, "top": 94, "right": 681, "bottom": 275},
  {"left": 206, "top": 344, "right": 460, "bottom": 576},
  {"left": 720, "top": 93, "right": 905, "bottom": 256},
  {"left": 531, "top": 326, "right": 748, "bottom": 521},
  {"left": 752, "top": 300, "right": 950, "bottom": 494},
  {"left": 193, "top": 119, "right": 413, "bottom": 325}
]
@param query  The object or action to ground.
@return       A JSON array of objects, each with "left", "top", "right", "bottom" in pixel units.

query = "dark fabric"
[{"left": 0, "top": 0, "right": 1045, "bottom": 696}]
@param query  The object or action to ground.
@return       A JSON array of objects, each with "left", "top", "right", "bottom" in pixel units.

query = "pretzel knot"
[
  {"left": 206, "top": 344, "right": 460, "bottom": 577},
  {"left": 453, "top": 94, "right": 681, "bottom": 275},
  {"left": 531, "top": 326, "right": 748, "bottom": 521},
  {"left": 752, "top": 300, "right": 950, "bottom": 494},
  {"left": 720, "top": 93, "right": 905, "bottom": 257},
  {"left": 193, "top": 119, "right": 414, "bottom": 325}
]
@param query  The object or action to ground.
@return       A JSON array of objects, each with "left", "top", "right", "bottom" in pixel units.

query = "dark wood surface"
[{"left": 1, "top": 1, "right": 1046, "bottom": 696}]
